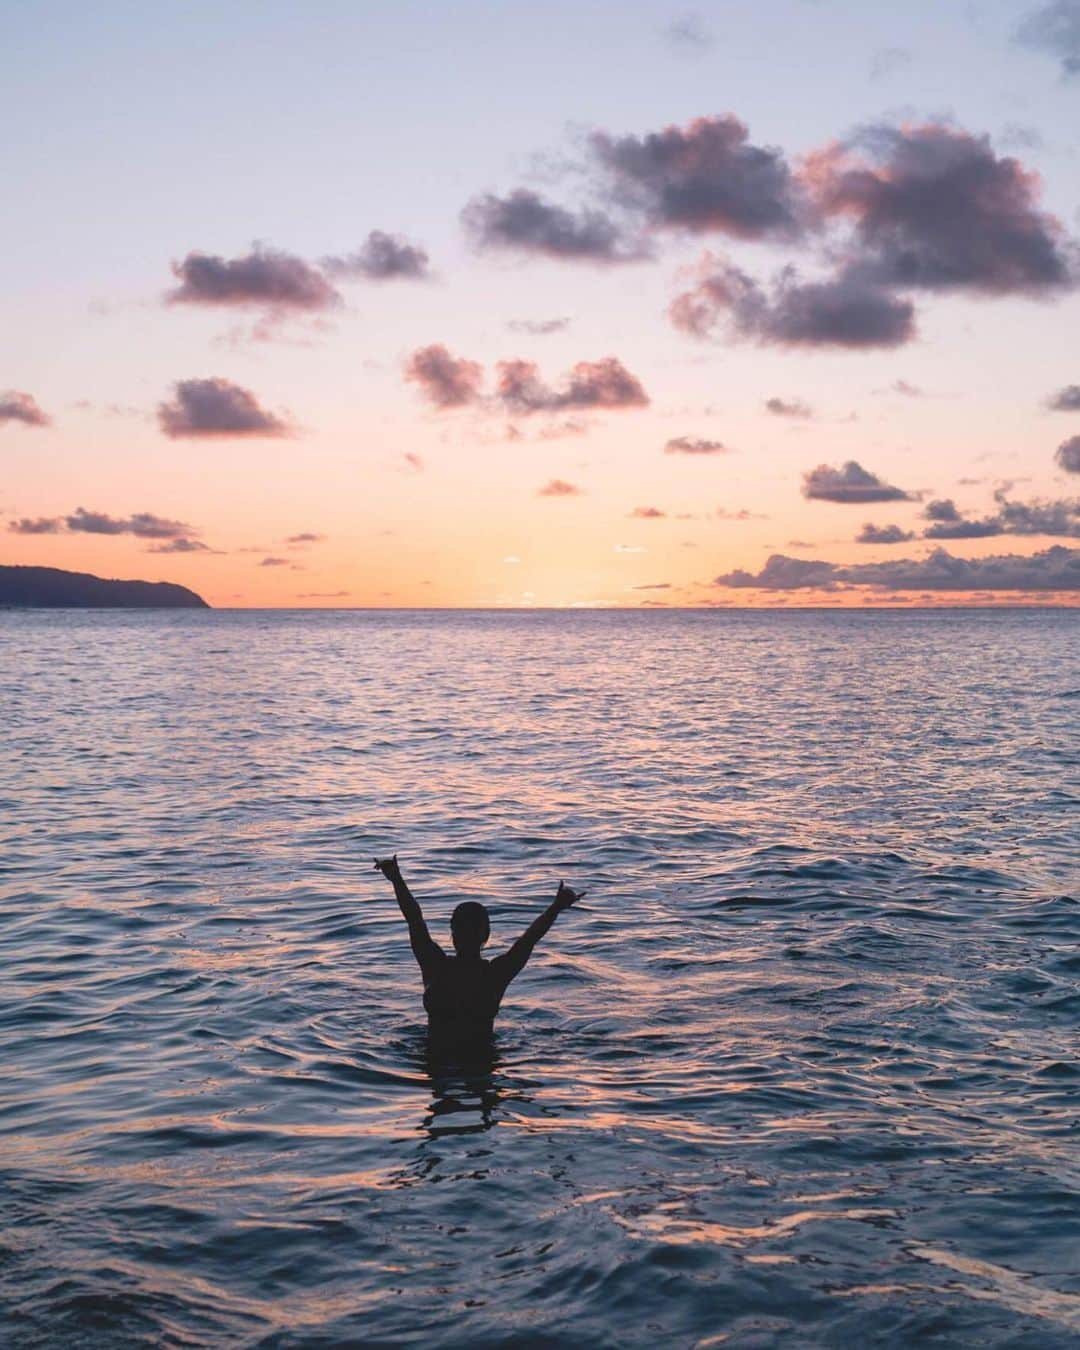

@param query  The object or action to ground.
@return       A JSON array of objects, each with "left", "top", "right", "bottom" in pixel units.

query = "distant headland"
[{"left": 0, "top": 565, "right": 209, "bottom": 609}]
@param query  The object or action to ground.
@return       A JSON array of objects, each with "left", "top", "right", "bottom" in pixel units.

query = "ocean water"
[{"left": 1, "top": 607, "right": 1077, "bottom": 1349}]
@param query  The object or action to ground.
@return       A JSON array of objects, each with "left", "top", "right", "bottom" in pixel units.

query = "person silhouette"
[{"left": 373, "top": 855, "right": 585, "bottom": 1046}]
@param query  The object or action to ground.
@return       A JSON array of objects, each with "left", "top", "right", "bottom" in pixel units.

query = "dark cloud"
[
  {"left": 847, "top": 546, "right": 1080, "bottom": 591},
  {"left": 404, "top": 345, "right": 485, "bottom": 409},
  {"left": 147, "top": 538, "right": 216, "bottom": 554},
  {"left": 287, "top": 532, "right": 325, "bottom": 544},
  {"left": 664, "top": 434, "right": 730, "bottom": 454},
  {"left": 922, "top": 490, "right": 1079, "bottom": 538},
  {"left": 994, "top": 492, "right": 1080, "bottom": 536},
  {"left": 807, "top": 124, "right": 1074, "bottom": 295},
  {"left": 715, "top": 554, "right": 838, "bottom": 589},
  {"left": 0, "top": 390, "right": 51, "bottom": 428},
  {"left": 125, "top": 511, "right": 199, "bottom": 539},
  {"left": 158, "top": 378, "right": 289, "bottom": 438},
  {"left": 591, "top": 115, "right": 804, "bottom": 240},
  {"left": 537, "top": 479, "right": 582, "bottom": 497},
  {"left": 66, "top": 507, "right": 196, "bottom": 539},
  {"left": 260, "top": 556, "right": 289, "bottom": 567},
  {"left": 1057, "top": 435, "right": 1080, "bottom": 473},
  {"left": 1016, "top": 2, "right": 1080, "bottom": 78},
  {"left": 765, "top": 396, "right": 812, "bottom": 418},
  {"left": 495, "top": 357, "right": 648, "bottom": 413},
  {"left": 168, "top": 246, "right": 340, "bottom": 310},
  {"left": 671, "top": 257, "right": 915, "bottom": 348},
  {"left": 630, "top": 506, "right": 666, "bottom": 518},
  {"left": 463, "top": 188, "right": 641, "bottom": 262},
  {"left": 1049, "top": 384, "right": 1080, "bottom": 411},
  {"left": 321, "top": 230, "right": 430, "bottom": 281},
  {"left": 803, "top": 461, "right": 913, "bottom": 503},
  {"left": 922, "top": 518, "right": 1003, "bottom": 539},
  {"left": 8, "top": 516, "right": 63, "bottom": 534},
  {"left": 715, "top": 546, "right": 1080, "bottom": 591},
  {"left": 633, "top": 582, "right": 673, "bottom": 590},
  {"left": 506, "top": 317, "right": 571, "bottom": 335},
  {"left": 857, "top": 522, "right": 915, "bottom": 544}
]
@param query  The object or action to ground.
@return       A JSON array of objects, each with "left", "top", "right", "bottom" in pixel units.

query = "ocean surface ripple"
[{"left": 1, "top": 608, "right": 1077, "bottom": 1348}]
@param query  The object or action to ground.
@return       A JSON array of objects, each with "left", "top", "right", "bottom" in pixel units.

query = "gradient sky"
[{"left": 3, "top": 0, "right": 1080, "bottom": 607}]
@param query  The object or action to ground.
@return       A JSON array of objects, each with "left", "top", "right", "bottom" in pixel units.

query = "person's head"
[{"left": 451, "top": 901, "right": 490, "bottom": 957}]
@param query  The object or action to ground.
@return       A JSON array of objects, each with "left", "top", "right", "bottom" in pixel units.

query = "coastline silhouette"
[{"left": 373, "top": 855, "right": 584, "bottom": 1048}]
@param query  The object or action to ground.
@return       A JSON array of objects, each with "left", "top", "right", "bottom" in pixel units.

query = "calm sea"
[{"left": 1, "top": 608, "right": 1078, "bottom": 1348}]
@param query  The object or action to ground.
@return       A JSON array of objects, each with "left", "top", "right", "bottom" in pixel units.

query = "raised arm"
[
  {"left": 493, "top": 881, "right": 584, "bottom": 987},
  {"left": 373, "top": 855, "right": 443, "bottom": 973}
]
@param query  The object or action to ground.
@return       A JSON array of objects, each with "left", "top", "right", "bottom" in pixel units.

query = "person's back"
[
  {"left": 372, "top": 857, "right": 584, "bottom": 1047},
  {"left": 422, "top": 953, "right": 504, "bottom": 1039}
]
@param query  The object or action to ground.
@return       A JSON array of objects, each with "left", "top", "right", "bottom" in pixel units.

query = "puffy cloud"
[
  {"left": 671, "top": 256, "right": 915, "bottom": 348},
  {"left": 168, "top": 245, "right": 340, "bottom": 310},
  {"left": 462, "top": 189, "right": 641, "bottom": 262},
  {"left": 923, "top": 517, "right": 1002, "bottom": 539},
  {"left": 923, "top": 498, "right": 960, "bottom": 522},
  {"left": 857, "top": 522, "right": 915, "bottom": 543},
  {"left": 1057, "top": 435, "right": 1080, "bottom": 473},
  {"left": 321, "top": 230, "right": 430, "bottom": 281},
  {"left": 630, "top": 506, "right": 666, "bottom": 518},
  {"left": 802, "top": 461, "right": 913, "bottom": 503},
  {"left": 716, "top": 507, "right": 761, "bottom": 521},
  {"left": 11, "top": 508, "right": 200, "bottom": 541},
  {"left": 8, "top": 516, "right": 62, "bottom": 534},
  {"left": 0, "top": 391, "right": 51, "bottom": 428},
  {"left": 1016, "top": 2, "right": 1080, "bottom": 78},
  {"left": 765, "top": 396, "right": 812, "bottom": 418},
  {"left": 125, "top": 511, "right": 200, "bottom": 539},
  {"left": 715, "top": 554, "right": 838, "bottom": 589},
  {"left": 507, "top": 316, "right": 570, "bottom": 335},
  {"left": 591, "top": 115, "right": 804, "bottom": 240},
  {"left": 995, "top": 493, "right": 1080, "bottom": 536},
  {"left": 921, "top": 490, "right": 1080, "bottom": 538},
  {"left": 537, "top": 479, "right": 582, "bottom": 497},
  {"left": 404, "top": 344, "right": 484, "bottom": 408},
  {"left": 496, "top": 356, "right": 648, "bottom": 413},
  {"left": 715, "top": 546, "right": 1080, "bottom": 590},
  {"left": 845, "top": 546, "right": 1080, "bottom": 591},
  {"left": 66, "top": 507, "right": 196, "bottom": 539},
  {"left": 1049, "top": 384, "right": 1080, "bottom": 411},
  {"left": 806, "top": 124, "right": 1074, "bottom": 295},
  {"left": 158, "top": 378, "right": 289, "bottom": 438},
  {"left": 407, "top": 348, "right": 649, "bottom": 415},
  {"left": 664, "top": 434, "right": 730, "bottom": 454}
]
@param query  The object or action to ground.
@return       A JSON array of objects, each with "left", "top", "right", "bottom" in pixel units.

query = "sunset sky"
[{"left": 3, "top": 0, "right": 1080, "bottom": 607}]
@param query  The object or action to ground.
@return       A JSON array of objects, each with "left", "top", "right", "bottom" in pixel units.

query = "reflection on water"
[
  {"left": 418, "top": 1035, "right": 517, "bottom": 1138},
  {"left": 0, "top": 608, "right": 1077, "bottom": 1347}
]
